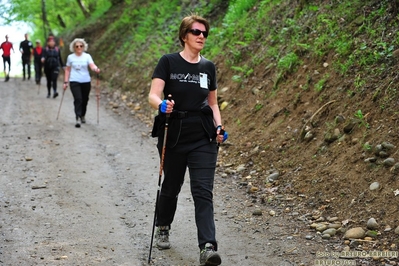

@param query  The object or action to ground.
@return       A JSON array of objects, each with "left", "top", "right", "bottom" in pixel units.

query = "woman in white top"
[{"left": 63, "top": 38, "right": 100, "bottom": 128}]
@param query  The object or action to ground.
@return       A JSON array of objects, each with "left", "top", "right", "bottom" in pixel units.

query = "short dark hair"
[{"left": 178, "top": 14, "right": 210, "bottom": 47}]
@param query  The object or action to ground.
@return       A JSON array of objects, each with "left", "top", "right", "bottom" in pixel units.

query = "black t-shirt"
[
  {"left": 152, "top": 52, "right": 217, "bottom": 111},
  {"left": 20, "top": 40, "right": 33, "bottom": 56},
  {"left": 152, "top": 53, "right": 218, "bottom": 149}
]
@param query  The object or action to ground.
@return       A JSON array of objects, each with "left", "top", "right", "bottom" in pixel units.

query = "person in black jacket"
[
  {"left": 148, "top": 14, "right": 227, "bottom": 266},
  {"left": 19, "top": 33, "right": 33, "bottom": 81},
  {"left": 41, "top": 36, "right": 64, "bottom": 98},
  {"left": 33, "top": 40, "right": 43, "bottom": 85}
]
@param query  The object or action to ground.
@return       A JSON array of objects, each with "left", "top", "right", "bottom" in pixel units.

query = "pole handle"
[
  {"left": 217, "top": 126, "right": 225, "bottom": 148},
  {"left": 165, "top": 94, "right": 172, "bottom": 119}
]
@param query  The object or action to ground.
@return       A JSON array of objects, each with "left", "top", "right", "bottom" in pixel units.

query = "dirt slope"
[{"left": 67, "top": 1, "right": 399, "bottom": 234}]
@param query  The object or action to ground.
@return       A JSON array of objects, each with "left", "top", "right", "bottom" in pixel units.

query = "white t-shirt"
[{"left": 66, "top": 52, "right": 94, "bottom": 83}]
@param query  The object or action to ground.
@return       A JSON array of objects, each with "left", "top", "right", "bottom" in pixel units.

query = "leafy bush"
[{"left": 277, "top": 52, "right": 300, "bottom": 73}]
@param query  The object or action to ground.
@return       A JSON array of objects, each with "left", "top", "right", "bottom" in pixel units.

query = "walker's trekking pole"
[
  {"left": 148, "top": 95, "right": 172, "bottom": 264},
  {"left": 96, "top": 73, "right": 100, "bottom": 124},
  {"left": 56, "top": 89, "right": 66, "bottom": 120}
]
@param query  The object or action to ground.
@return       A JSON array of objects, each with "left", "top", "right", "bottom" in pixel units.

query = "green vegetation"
[
  {"left": 362, "top": 143, "right": 372, "bottom": 151},
  {"left": 254, "top": 102, "right": 263, "bottom": 112},
  {"left": 354, "top": 110, "right": 369, "bottom": 129},
  {"left": 231, "top": 65, "right": 254, "bottom": 78},
  {"left": 4, "top": 0, "right": 399, "bottom": 110},
  {"left": 3, "top": 0, "right": 112, "bottom": 42},
  {"left": 315, "top": 74, "right": 330, "bottom": 92},
  {"left": 277, "top": 52, "right": 300, "bottom": 73}
]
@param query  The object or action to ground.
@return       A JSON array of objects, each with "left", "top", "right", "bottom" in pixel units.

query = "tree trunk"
[
  {"left": 76, "top": 0, "right": 91, "bottom": 19},
  {"left": 57, "top": 14, "right": 66, "bottom": 28},
  {"left": 392, "top": 0, "right": 399, "bottom": 17},
  {"left": 41, "top": 0, "right": 52, "bottom": 39}
]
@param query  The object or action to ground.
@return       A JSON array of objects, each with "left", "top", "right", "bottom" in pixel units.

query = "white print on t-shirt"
[
  {"left": 170, "top": 73, "right": 201, "bottom": 84},
  {"left": 199, "top": 73, "right": 208, "bottom": 89}
]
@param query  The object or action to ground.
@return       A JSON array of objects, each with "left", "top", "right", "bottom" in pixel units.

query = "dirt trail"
[{"left": 0, "top": 78, "right": 325, "bottom": 266}]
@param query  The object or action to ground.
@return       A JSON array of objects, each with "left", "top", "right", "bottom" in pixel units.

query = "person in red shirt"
[
  {"left": 33, "top": 40, "right": 43, "bottom": 85},
  {"left": 0, "top": 35, "right": 15, "bottom": 82}
]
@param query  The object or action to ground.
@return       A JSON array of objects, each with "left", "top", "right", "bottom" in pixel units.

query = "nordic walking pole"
[
  {"left": 96, "top": 73, "right": 100, "bottom": 124},
  {"left": 56, "top": 89, "right": 66, "bottom": 120},
  {"left": 56, "top": 68, "right": 67, "bottom": 119},
  {"left": 148, "top": 95, "right": 172, "bottom": 264}
]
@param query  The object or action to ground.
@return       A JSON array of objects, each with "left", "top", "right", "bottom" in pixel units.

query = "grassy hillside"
[{"left": 63, "top": 0, "right": 399, "bottom": 231}]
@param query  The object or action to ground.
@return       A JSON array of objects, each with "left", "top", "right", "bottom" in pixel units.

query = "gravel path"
[{"left": 0, "top": 78, "right": 324, "bottom": 265}]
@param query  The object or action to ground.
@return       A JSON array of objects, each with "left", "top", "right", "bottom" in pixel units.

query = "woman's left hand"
[
  {"left": 95, "top": 68, "right": 100, "bottom": 73},
  {"left": 216, "top": 126, "right": 228, "bottom": 144}
]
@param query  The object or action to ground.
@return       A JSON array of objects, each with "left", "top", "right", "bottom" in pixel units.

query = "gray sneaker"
[
  {"left": 200, "top": 243, "right": 221, "bottom": 266},
  {"left": 156, "top": 226, "right": 171, "bottom": 249}
]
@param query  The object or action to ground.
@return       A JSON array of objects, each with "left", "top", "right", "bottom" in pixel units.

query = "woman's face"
[
  {"left": 48, "top": 40, "right": 55, "bottom": 47},
  {"left": 183, "top": 21, "right": 207, "bottom": 51},
  {"left": 74, "top": 42, "right": 84, "bottom": 53}
]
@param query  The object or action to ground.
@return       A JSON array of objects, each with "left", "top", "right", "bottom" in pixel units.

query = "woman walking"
[
  {"left": 41, "top": 36, "right": 63, "bottom": 98},
  {"left": 149, "top": 14, "right": 227, "bottom": 266},
  {"left": 63, "top": 38, "right": 100, "bottom": 128}
]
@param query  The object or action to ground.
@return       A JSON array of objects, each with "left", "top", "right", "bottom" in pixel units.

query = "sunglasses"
[
  {"left": 75, "top": 45, "right": 83, "bottom": 48},
  {"left": 189, "top": 29, "right": 208, "bottom": 38}
]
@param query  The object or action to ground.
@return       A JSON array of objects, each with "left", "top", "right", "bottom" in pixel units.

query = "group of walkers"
[
  {"left": 2, "top": 14, "right": 227, "bottom": 266},
  {"left": 1, "top": 34, "right": 63, "bottom": 98},
  {"left": 0, "top": 33, "right": 100, "bottom": 128}
]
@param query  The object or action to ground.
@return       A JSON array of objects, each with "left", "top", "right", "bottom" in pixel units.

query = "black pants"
[
  {"left": 70, "top": 82, "right": 91, "bottom": 118},
  {"left": 22, "top": 56, "right": 31, "bottom": 79},
  {"left": 44, "top": 67, "right": 59, "bottom": 94},
  {"left": 156, "top": 140, "right": 218, "bottom": 250},
  {"left": 34, "top": 60, "right": 43, "bottom": 82},
  {"left": 2, "top": 55, "right": 10, "bottom": 72}
]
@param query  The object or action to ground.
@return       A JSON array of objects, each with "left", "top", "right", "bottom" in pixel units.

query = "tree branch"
[{"left": 76, "top": 0, "right": 91, "bottom": 19}]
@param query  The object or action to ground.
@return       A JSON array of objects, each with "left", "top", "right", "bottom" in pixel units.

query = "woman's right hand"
[
  {"left": 159, "top": 99, "right": 174, "bottom": 113},
  {"left": 63, "top": 83, "right": 68, "bottom": 90}
]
